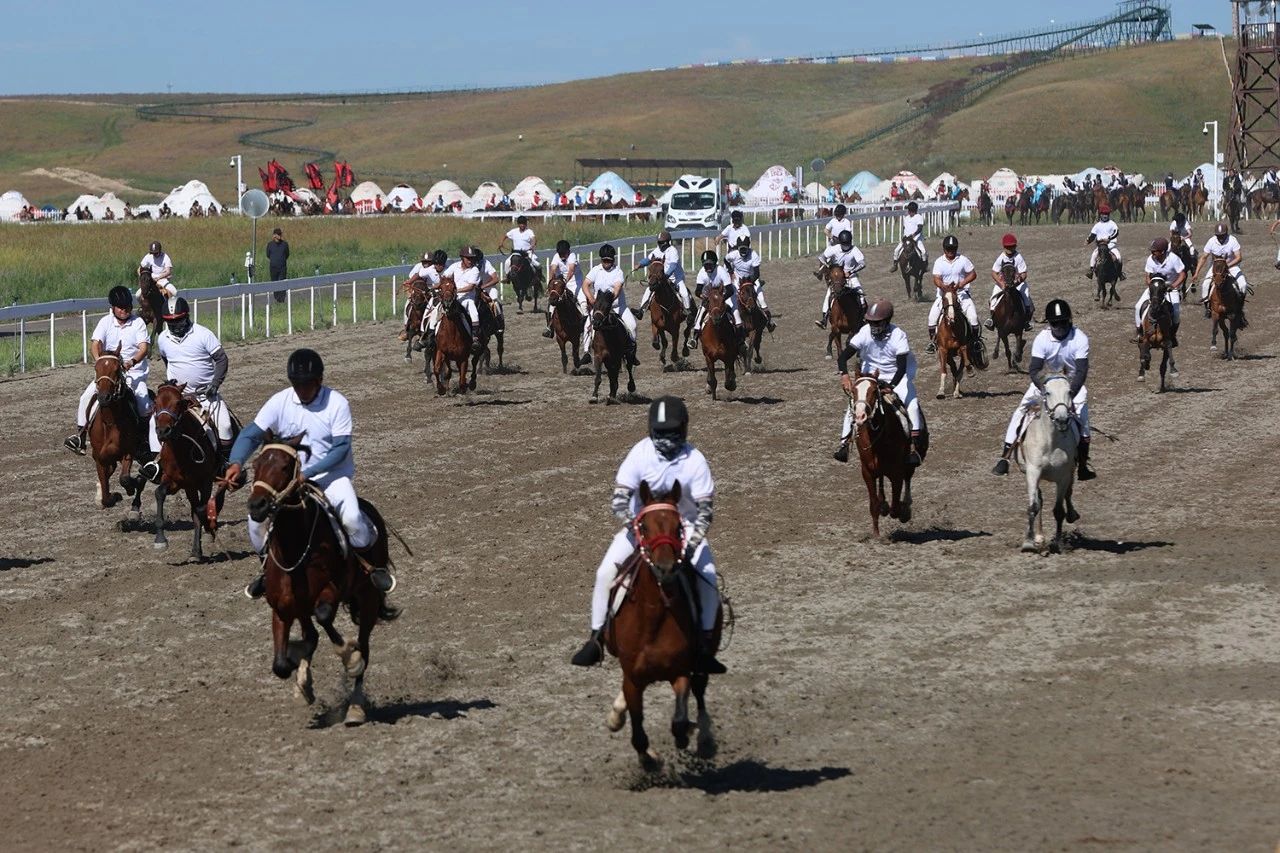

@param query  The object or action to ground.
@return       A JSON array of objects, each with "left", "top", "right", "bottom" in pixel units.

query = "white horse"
[{"left": 1017, "top": 374, "right": 1080, "bottom": 553}]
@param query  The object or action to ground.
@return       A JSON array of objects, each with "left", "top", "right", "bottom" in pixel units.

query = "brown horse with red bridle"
[
  {"left": 245, "top": 439, "right": 396, "bottom": 725},
  {"left": 934, "top": 285, "right": 973, "bottom": 398},
  {"left": 429, "top": 280, "right": 472, "bottom": 395},
  {"left": 603, "top": 481, "right": 722, "bottom": 769},
  {"left": 87, "top": 348, "right": 149, "bottom": 518},
  {"left": 698, "top": 285, "right": 738, "bottom": 400},
  {"left": 644, "top": 258, "right": 688, "bottom": 367},
  {"left": 847, "top": 371, "right": 924, "bottom": 537},
  {"left": 150, "top": 381, "right": 235, "bottom": 559},
  {"left": 1208, "top": 256, "right": 1246, "bottom": 360},
  {"left": 547, "top": 274, "right": 587, "bottom": 373}
]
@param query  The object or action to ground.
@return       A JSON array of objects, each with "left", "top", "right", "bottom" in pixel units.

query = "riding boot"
[
  {"left": 1085, "top": 267, "right": 1094, "bottom": 280},
  {"left": 1117, "top": 260, "right": 1126, "bottom": 280},
  {"left": 354, "top": 544, "right": 396, "bottom": 594},
  {"left": 397, "top": 326, "right": 410, "bottom": 342},
  {"left": 697, "top": 631, "right": 728, "bottom": 675},
  {"left": 244, "top": 572, "right": 267, "bottom": 600},
  {"left": 992, "top": 442, "right": 1013, "bottom": 475},
  {"left": 765, "top": 310, "right": 776, "bottom": 333},
  {"left": 924, "top": 326, "right": 937, "bottom": 354},
  {"left": 1077, "top": 439, "right": 1097, "bottom": 481},
  {"left": 626, "top": 340, "right": 641, "bottom": 367},
  {"left": 1131, "top": 325, "right": 1142, "bottom": 344},
  {"left": 983, "top": 316, "right": 995, "bottom": 331},
  {"left": 570, "top": 629, "right": 604, "bottom": 666},
  {"left": 907, "top": 432, "right": 922, "bottom": 467},
  {"left": 1203, "top": 301, "right": 1212, "bottom": 319},
  {"left": 815, "top": 312, "right": 828, "bottom": 329},
  {"left": 832, "top": 437, "right": 851, "bottom": 463},
  {"left": 1171, "top": 322, "right": 1180, "bottom": 349},
  {"left": 889, "top": 260, "right": 899, "bottom": 273},
  {"left": 64, "top": 426, "right": 88, "bottom": 455}
]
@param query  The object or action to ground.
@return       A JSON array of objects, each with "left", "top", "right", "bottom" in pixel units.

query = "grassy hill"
[{"left": 0, "top": 39, "right": 1231, "bottom": 207}]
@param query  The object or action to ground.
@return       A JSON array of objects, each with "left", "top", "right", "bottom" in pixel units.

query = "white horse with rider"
[{"left": 1016, "top": 373, "right": 1081, "bottom": 554}]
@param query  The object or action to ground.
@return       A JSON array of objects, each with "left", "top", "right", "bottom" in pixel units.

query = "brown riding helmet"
[
  {"left": 865, "top": 299, "right": 894, "bottom": 323},
  {"left": 1215, "top": 222, "right": 1230, "bottom": 237},
  {"left": 1150, "top": 237, "right": 1169, "bottom": 254}
]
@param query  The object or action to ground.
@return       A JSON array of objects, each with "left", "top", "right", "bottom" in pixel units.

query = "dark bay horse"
[
  {"left": 1004, "top": 196, "right": 1017, "bottom": 227},
  {"left": 246, "top": 440, "right": 394, "bottom": 725},
  {"left": 603, "top": 481, "right": 722, "bottom": 769},
  {"left": 505, "top": 252, "right": 543, "bottom": 313},
  {"left": 735, "top": 280, "right": 766, "bottom": 373},
  {"left": 1208, "top": 257, "right": 1245, "bottom": 359},
  {"left": 699, "top": 287, "right": 738, "bottom": 401},
  {"left": 401, "top": 279, "right": 433, "bottom": 362},
  {"left": 547, "top": 274, "right": 586, "bottom": 373},
  {"left": 471, "top": 292, "right": 505, "bottom": 378},
  {"left": 644, "top": 259, "right": 687, "bottom": 367},
  {"left": 977, "top": 191, "right": 994, "bottom": 225},
  {"left": 151, "top": 381, "right": 235, "bottom": 559},
  {"left": 589, "top": 290, "right": 635, "bottom": 403},
  {"left": 1093, "top": 240, "right": 1121, "bottom": 308},
  {"left": 897, "top": 236, "right": 927, "bottom": 302},
  {"left": 822, "top": 266, "right": 865, "bottom": 360},
  {"left": 136, "top": 267, "right": 167, "bottom": 344},
  {"left": 990, "top": 261, "right": 1028, "bottom": 371},
  {"left": 87, "top": 349, "right": 148, "bottom": 519},
  {"left": 934, "top": 286, "right": 973, "bottom": 399},
  {"left": 848, "top": 372, "right": 924, "bottom": 537},
  {"left": 1137, "top": 277, "right": 1176, "bottom": 390},
  {"left": 429, "top": 280, "right": 472, "bottom": 395}
]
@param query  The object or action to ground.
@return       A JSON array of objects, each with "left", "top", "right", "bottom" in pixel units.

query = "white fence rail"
[{"left": 0, "top": 202, "right": 958, "bottom": 375}]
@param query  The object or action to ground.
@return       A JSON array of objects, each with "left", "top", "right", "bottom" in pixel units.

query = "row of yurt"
[{"left": 385, "top": 184, "right": 420, "bottom": 211}]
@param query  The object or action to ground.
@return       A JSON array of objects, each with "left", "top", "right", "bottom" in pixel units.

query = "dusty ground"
[
  {"left": 2, "top": 222, "right": 1278, "bottom": 851},
  {"left": 23, "top": 167, "right": 164, "bottom": 198}
]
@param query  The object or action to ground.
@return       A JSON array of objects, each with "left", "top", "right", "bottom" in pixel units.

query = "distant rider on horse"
[
  {"left": 992, "top": 299, "right": 1096, "bottom": 481},
  {"left": 632, "top": 230, "right": 691, "bottom": 318},
  {"left": 1085, "top": 204, "right": 1125, "bottom": 281},
  {"left": 925, "top": 234, "right": 979, "bottom": 355},
  {"left": 814, "top": 229, "right": 867, "bottom": 329},
  {"left": 690, "top": 249, "right": 740, "bottom": 342},
  {"left": 398, "top": 249, "right": 448, "bottom": 342},
  {"left": 569, "top": 396, "right": 726, "bottom": 674},
  {"left": 824, "top": 203, "right": 853, "bottom": 246},
  {"left": 428, "top": 246, "right": 498, "bottom": 354},
  {"left": 889, "top": 201, "right": 927, "bottom": 272},
  {"left": 542, "top": 239, "right": 587, "bottom": 338},
  {"left": 984, "top": 232, "right": 1034, "bottom": 332},
  {"left": 497, "top": 215, "right": 538, "bottom": 277},
  {"left": 139, "top": 240, "right": 177, "bottom": 310},
  {"left": 718, "top": 209, "right": 751, "bottom": 252},
  {"left": 1196, "top": 223, "right": 1250, "bottom": 327},
  {"left": 728, "top": 238, "right": 776, "bottom": 332},
  {"left": 1134, "top": 238, "right": 1186, "bottom": 347},
  {"left": 583, "top": 244, "right": 640, "bottom": 366}
]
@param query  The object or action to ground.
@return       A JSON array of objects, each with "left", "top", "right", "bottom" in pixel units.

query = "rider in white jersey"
[
  {"left": 690, "top": 250, "right": 740, "bottom": 341},
  {"left": 890, "top": 201, "right": 927, "bottom": 270},
  {"left": 1135, "top": 238, "right": 1187, "bottom": 346},
  {"left": 138, "top": 240, "right": 178, "bottom": 311},
  {"left": 824, "top": 203, "right": 853, "bottom": 246},
  {"left": 633, "top": 230, "right": 691, "bottom": 317},
  {"left": 583, "top": 244, "right": 640, "bottom": 366},
  {"left": 814, "top": 229, "right": 867, "bottom": 329},
  {"left": 569, "top": 396, "right": 726, "bottom": 674},
  {"left": 992, "top": 299, "right": 1096, "bottom": 481},
  {"left": 718, "top": 209, "right": 751, "bottom": 252},
  {"left": 1085, "top": 204, "right": 1125, "bottom": 280},
  {"left": 498, "top": 215, "right": 538, "bottom": 275},
  {"left": 728, "top": 238, "right": 776, "bottom": 332},
  {"left": 428, "top": 246, "right": 498, "bottom": 354},
  {"left": 985, "top": 233, "right": 1033, "bottom": 332},
  {"left": 399, "top": 249, "right": 447, "bottom": 341},
  {"left": 1194, "top": 223, "right": 1250, "bottom": 327},
  {"left": 925, "top": 235, "right": 979, "bottom": 354},
  {"left": 542, "top": 239, "right": 587, "bottom": 338},
  {"left": 833, "top": 299, "right": 923, "bottom": 467}
]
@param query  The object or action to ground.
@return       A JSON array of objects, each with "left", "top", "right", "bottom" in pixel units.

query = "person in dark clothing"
[{"left": 267, "top": 227, "right": 290, "bottom": 302}]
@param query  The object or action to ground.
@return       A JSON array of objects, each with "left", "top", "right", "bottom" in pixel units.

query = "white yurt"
[
  {"left": 468, "top": 181, "right": 505, "bottom": 210},
  {"left": 161, "top": 180, "right": 223, "bottom": 217},
  {"left": 744, "top": 165, "right": 798, "bottom": 205},
  {"left": 565, "top": 184, "right": 589, "bottom": 204},
  {"left": 510, "top": 176, "right": 555, "bottom": 209},
  {"left": 90, "top": 192, "right": 129, "bottom": 219},
  {"left": 349, "top": 181, "right": 386, "bottom": 213},
  {"left": 985, "top": 168, "right": 1021, "bottom": 196},
  {"left": 928, "top": 172, "right": 958, "bottom": 195},
  {"left": 0, "top": 189, "right": 33, "bottom": 220},
  {"left": 416, "top": 180, "right": 466, "bottom": 211},
  {"left": 585, "top": 171, "right": 637, "bottom": 204},
  {"left": 385, "top": 184, "right": 421, "bottom": 211},
  {"left": 66, "top": 193, "right": 101, "bottom": 215},
  {"left": 802, "top": 181, "right": 829, "bottom": 202},
  {"left": 886, "top": 170, "right": 929, "bottom": 198}
]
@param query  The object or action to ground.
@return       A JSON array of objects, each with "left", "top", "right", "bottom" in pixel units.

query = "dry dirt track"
[{"left": 2, "top": 223, "right": 1279, "bottom": 852}]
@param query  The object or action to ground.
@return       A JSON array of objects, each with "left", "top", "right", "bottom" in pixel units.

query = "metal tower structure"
[{"left": 1228, "top": 1, "right": 1280, "bottom": 170}]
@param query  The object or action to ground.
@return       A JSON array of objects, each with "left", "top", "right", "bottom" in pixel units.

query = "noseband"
[
  {"left": 95, "top": 353, "right": 124, "bottom": 399},
  {"left": 632, "top": 501, "right": 685, "bottom": 585},
  {"left": 1042, "top": 375, "right": 1074, "bottom": 432},
  {"left": 851, "top": 376, "right": 885, "bottom": 435},
  {"left": 251, "top": 443, "right": 306, "bottom": 515}
]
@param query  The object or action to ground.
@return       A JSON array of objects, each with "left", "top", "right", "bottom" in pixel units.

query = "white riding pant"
[
  {"left": 582, "top": 303, "right": 636, "bottom": 350},
  {"left": 1089, "top": 245, "right": 1122, "bottom": 265},
  {"left": 893, "top": 235, "right": 926, "bottom": 261},
  {"left": 1005, "top": 384, "right": 1089, "bottom": 444},
  {"left": 137, "top": 282, "right": 178, "bottom": 313},
  {"left": 694, "top": 289, "right": 741, "bottom": 329},
  {"left": 822, "top": 279, "right": 864, "bottom": 313},
  {"left": 589, "top": 525, "right": 719, "bottom": 632},
  {"left": 750, "top": 281, "right": 769, "bottom": 311},
  {"left": 247, "top": 475, "right": 375, "bottom": 556},
  {"left": 149, "top": 391, "right": 233, "bottom": 452},
  {"left": 1134, "top": 289, "right": 1182, "bottom": 328},
  {"left": 427, "top": 294, "right": 478, "bottom": 333},
  {"left": 503, "top": 251, "right": 538, "bottom": 275},
  {"left": 989, "top": 281, "right": 1032, "bottom": 313},
  {"left": 841, "top": 376, "right": 921, "bottom": 438},
  {"left": 1201, "top": 266, "right": 1248, "bottom": 299},
  {"left": 639, "top": 278, "right": 691, "bottom": 311},
  {"left": 928, "top": 291, "right": 978, "bottom": 328},
  {"left": 77, "top": 376, "right": 151, "bottom": 427}
]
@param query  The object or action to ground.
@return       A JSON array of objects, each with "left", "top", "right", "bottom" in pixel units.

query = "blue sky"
[{"left": 2, "top": 1, "right": 1230, "bottom": 95}]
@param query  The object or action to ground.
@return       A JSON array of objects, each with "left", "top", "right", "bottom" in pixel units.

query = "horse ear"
[
  {"left": 638, "top": 481, "right": 653, "bottom": 505},
  {"left": 669, "top": 480, "right": 682, "bottom": 504},
  {"left": 872, "top": 368, "right": 880, "bottom": 379},
  {"left": 284, "top": 434, "right": 305, "bottom": 449}
]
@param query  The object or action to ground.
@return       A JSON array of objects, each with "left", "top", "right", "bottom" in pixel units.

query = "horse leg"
[
  {"left": 152, "top": 482, "right": 169, "bottom": 549},
  {"left": 951, "top": 356, "right": 964, "bottom": 399},
  {"left": 496, "top": 331, "right": 504, "bottom": 369},
  {"left": 606, "top": 360, "right": 621, "bottom": 402},
  {"left": 1158, "top": 346, "right": 1168, "bottom": 392},
  {"left": 937, "top": 364, "right": 948, "bottom": 399},
  {"left": 607, "top": 689, "right": 628, "bottom": 731},
  {"left": 671, "top": 675, "right": 691, "bottom": 751},
  {"left": 1050, "top": 488, "right": 1067, "bottom": 554},
  {"left": 295, "top": 617, "right": 319, "bottom": 705},
  {"left": 344, "top": 603, "right": 376, "bottom": 726},
  {"left": 592, "top": 359, "right": 604, "bottom": 401},
  {"left": 624, "top": 359, "right": 635, "bottom": 395},
  {"left": 1138, "top": 342, "right": 1149, "bottom": 382},
  {"left": 724, "top": 356, "right": 737, "bottom": 394},
  {"left": 186, "top": 487, "right": 204, "bottom": 560},
  {"left": 864, "top": 468, "right": 881, "bottom": 538},
  {"left": 691, "top": 672, "right": 715, "bottom": 757},
  {"left": 623, "top": 674, "right": 659, "bottom": 770},
  {"left": 889, "top": 475, "right": 904, "bottom": 521},
  {"left": 96, "top": 460, "right": 115, "bottom": 509},
  {"left": 705, "top": 356, "right": 718, "bottom": 400},
  {"left": 1021, "top": 473, "right": 1041, "bottom": 553},
  {"left": 271, "top": 611, "right": 296, "bottom": 679}
]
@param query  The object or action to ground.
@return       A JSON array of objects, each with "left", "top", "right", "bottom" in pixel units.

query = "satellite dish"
[
  {"left": 810, "top": 158, "right": 827, "bottom": 174},
  {"left": 240, "top": 189, "right": 269, "bottom": 219}
]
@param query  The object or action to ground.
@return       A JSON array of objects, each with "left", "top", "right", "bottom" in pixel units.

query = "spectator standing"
[{"left": 267, "top": 227, "right": 290, "bottom": 303}]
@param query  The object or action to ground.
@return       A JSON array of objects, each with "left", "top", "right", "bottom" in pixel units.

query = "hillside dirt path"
[
  {"left": 22, "top": 167, "right": 163, "bottom": 197},
  {"left": 1, "top": 222, "right": 1277, "bottom": 850}
]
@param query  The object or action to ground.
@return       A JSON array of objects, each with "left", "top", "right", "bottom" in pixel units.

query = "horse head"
[
  {"left": 152, "top": 381, "right": 190, "bottom": 443},
  {"left": 247, "top": 437, "right": 310, "bottom": 523},
  {"left": 704, "top": 285, "right": 727, "bottom": 320},
  {"left": 736, "top": 280, "right": 755, "bottom": 308},
  {"left": 826, "top": 265, "right": 847, "bottom": 293},
  {"left": 438, "top": 279, "right": 457, "bottom": 309},
  {"left": 647, "top": 258, "right": 668, "bottom": 289},
  {"left": 850, "top": 370, "right": 883, "bottom": 429},
  {"left": 593, "top": 289, "right": 615, "bottom": 326},
  {"left": 1000, "top": 261, "right": 1017, "bottom": 288},
  {"left": 1148, "top": 275, "right": 1168, "bottom": 308},
  {"left": 1212, "top": 256, "right": 1228, "bottom": 284},
  {"left": 94, "top": 345, "right": 126, "bottom": 405},
  {"left": 137, "top": 266, "right": 156, "bottom": 292},
  {"left": 635, "top": 480, "right": 685, "bottom": 585},
  {"left": 547, "top": 274, "right": 567, "bottom": 305},
  {"left": 1042, "top": 375, "right": 1075, "bottom": 433}
]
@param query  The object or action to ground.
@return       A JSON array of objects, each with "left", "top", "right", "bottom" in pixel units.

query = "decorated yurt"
[
  {"left": 510, "top": 176, "right": 555, "bottom": 209},
  {"left": 585, "top": 171, "right": 636, "bottom": 203},
  {"left": 349, "top": 181, "right": 386, "bottom": 213},
  {"left": 985, "top": 168, "right": 1021, "bottom": 196},
  {"left": 385, "top": 184, "right": 420, "bottom": 211},
  {"left": 0, "top": 189, "right": 32, "bottom": 220},
  {"left": 468, "top": 181, "right": 505, "bottom": 210},
  {"left": 886, "top": 170, "right": 929, "bottom": 198},
  {"left": 744, "top": 165, "right": 798, "bottom": 205}
]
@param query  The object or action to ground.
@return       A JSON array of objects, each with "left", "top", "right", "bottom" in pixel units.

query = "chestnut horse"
[
  {"left": 934, "top": 286, "right": 973, "bottom": 399},
  {"left": 151, "top": 381, "right": 234, "bottom": 559},
  {"left": 699, "top": 286, "right": 738, "bottom": 401},
  {"left": 547, "top": 274, "right": 586, "bottom": 373},
  {"left": 1208, "top": 257, "right": 1245, "bottom": 360},
  {"left": 87, "top": 349, "right": 149, "bottom": 518},
  {"left": 589, "top": 290, "right": 636, "bottom": 403},
  {"left": 1136, "top": 277, "right": 1176, "bottom": 390},
  {"left": 603, "top": 481, "right": 722, "bottom": 769},
  {"left": 644, "top": 259, "right": 687, "bottom": 366},
  {"left": 821, "top": 266, "right": 866, "bottom": 360},
  {"left": 897, "top": 235, "right": 927, "bottom": 302},
  {"left": 848, "top": 372, "right": 924, "bottom": 537},
  {"left": 429, "top": 280, "right": 472, "bottom": 395},
  {"left": 735, "top": 280, "right": 766, "bottom": 373},
  {"left": 136, "top": 267, "right": 168, "bottom": 344},
  {"left": 990, "top": 261, "right": 1028, "bottom": 371},
  {"left": 247, "top": 439, "right": 394, "bottom": 725}
]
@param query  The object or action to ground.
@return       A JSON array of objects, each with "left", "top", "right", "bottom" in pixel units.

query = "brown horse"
[
  {"left": 589, "top": 290, "right": 636, "bottom": 403},
  {"left": 848, "top": 372, "right": 923, "bottom": 537},
  {"left": 977, "top": 191, "right": 994, "bottom": 225},
  {"left": 990, "top": 261, "right": 1028, "bottom": 371},
  {"left": 934, "top": 286, "right": 972, "bottom": 399},
  {"left": 1188, "top": 186, "right": 1208, "bottom": 220},
  {"left": 87, "top": 349, "right": 149, "bottom": 518},
  {"left": 644, "top": 259, "right": 687, "bottom": 367},
  {"left": 699, "top": 286, "right": 738, "bottom": 401},
  {"left": 401, "top": 279, "right": 433, "bottom": 362},
  {"left": 471, "top": 291, "right": 505, "bottom": 379},
  {"left": 1158, "top": 189, "right": 1179, "bottom": 221},
  {"left": 1092, "top": 240, "right": 1121, "bottom": 308},
  {"left": 505, "top": 251, "right": 543, "bottom": 314},
  {"left": 429, "top": 280, "right": 472, "bottom": 395},
  {"left": 821, "top": 266, "right": 866, "bottom": 361},
  {"left": 603, "top": 481, "right": 722, "bottom": 769},
  {"left": 1137, "top": 277, "right": 1176, "bottom": 390},
  {"left": 136, "top": 267, "right": 167, "bottom": 343},
  {"left": 735, "top": 280, "right": 766, "bottom": 373},
  {"left": 897, "top": 236, "right": 927, "bottom": 302},
  {"left": 151, "top": 381, "right": 232, "bottom": 558},
  {"left": 1208, "top": 257, "right": 1245, "bottom": 359},
  {"left": 547, "top": 274, "right": 586, "bottom": 374},
  {"left": 246, "top": 439, "right": 393, "bottom": 725}
]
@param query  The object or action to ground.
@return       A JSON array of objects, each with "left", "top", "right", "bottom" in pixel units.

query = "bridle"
[
  {"left": 1041, "top": 375, "right": 1075, "bottom": 433},
  {"left": 850, "top": 375, "right": 886, "bottom": 441},
  {"left": 251, "top": 443, "right": 306, "bottom": 513},
  {"left": 153, "top": 387, "right": 210, "bottom": 463},
  {"left": 632, "top": 501, "right": 685, "bottom": 587},
  {"left": 94, "top": 353, "right": 124, "bottom": 400}
]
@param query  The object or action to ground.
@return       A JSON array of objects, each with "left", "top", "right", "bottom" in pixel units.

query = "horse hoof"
[
  {"left": 1049, "top": 540, "right": 1062, "bottom": 555},
  {"left": 639, "top": 749, "right": 662, "bottom": 772},
  {"left": 343, "top": 703, "right": 367, "bottom": 726},
  {"left": 606, "top": 709, "right": 626, "bottom": 732},
  {"left": 605, "top": 397, "right": 618, "bottom": 406},
  {"left": 153, "top": 540, "right": 168, "bottom": 550},
  {"left": 1020, "top": 540, "right": 1039, "bottom": 553},
  {"left": 936, "top": 392, "right": 946, "bottom": 400},
  {"left": 824, "top": 354, "right": 832, "bottom": 360},
  {"left": 1066, "top": 509, "right": 1081, "bottom": 524}
]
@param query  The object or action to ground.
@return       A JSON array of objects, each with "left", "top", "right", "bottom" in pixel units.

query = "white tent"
[
  {"left": 802, "top": 181, "right": 829, "bottom": 202},
  {"left": 928, "top": 172, "right": 958, "bottom": 195},
  {"left": 90, "top": 192, "right": 129, "bottom": 219},
  {"left": 842, "top": 171, "right": 880, "bottom": 198},
  {"left": 468, "top": 181, "right": 505, "bottom": 211},
  {"left": 510, "top": 176, "right": 554, "bottom": 209},
  {"left": 565, "top": 185, "right": 589, "bottom": 205},
  {"left": 745, "top": 165, "right": 798, "bottom": 205},
  {"left": 1183, "top": 162, "right": 1214, "bottom": 187},
  {"left": 290, "top": 187, "right": 321, "bottom": 205},
  {"left": 349, "top": 181, "right": 386, "bottom": 213},
  {"left": 385, "top": 184, "right": 421, "bottom": 211},
  {"left": 585, "top": 171, "right": 636, "bottom": 204},
  {"left": 886, "top": 170, "right": 929, "bottom": 198},
  {"left": 986, "top": 168, "right": 1021, "bottom": 196},
  {"left": 0, "top": 189, "right": 32, "bottom": 220},
  {"left": 67, "top": 193, "right": 101, "bottom": 216},
  {"left": 161, "top": 180, "right": 223, "bottom": 217}
]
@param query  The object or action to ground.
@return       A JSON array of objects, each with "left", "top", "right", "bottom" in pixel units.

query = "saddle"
[
  {"left": 879, "top": 387, "right": 929, "bottom": 459},
  {"left": 606, "top": 550, "right": 702, "bottom": 627},
  {"left": 284, "top": 482, "right": 381, "bottom": 569}
]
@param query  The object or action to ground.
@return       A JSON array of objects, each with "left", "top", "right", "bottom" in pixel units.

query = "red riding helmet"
[
  {"left": 1098, "top": 204, "right": 1111, "bottom": 215},
  {"left": 1001, "top": 233, "right": 1017, "bottom": 248}
]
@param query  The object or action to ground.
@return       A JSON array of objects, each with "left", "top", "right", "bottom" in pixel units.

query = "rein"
[
  {"left": 631, "top": 502, "right": 685, "bottom": 576},
  {"left": 252, "top": 443, "right": 304, "bottom": 504}
]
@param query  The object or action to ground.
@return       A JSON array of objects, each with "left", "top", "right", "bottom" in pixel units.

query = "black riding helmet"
[
  {"left": 1042, "top": 299, "right": 1073, "bottom": 340},
  {"left": 432, "top": 249, "right": 448, "bottom": 265},
  {"left": 516, "top": 215, "right": 528, "bottom": 225},
  {"left": 701, "top": 249, "right": 718, "bottom": 268},
  {"left": 838, "top": 229, "right": 853, "bottom": 247},
  {"left": 286, "top": 348, "right": 324, "bottom": 384},
  {"left": 649, "top": 395, "right": 689, "bottom": 441},
  {"left": 730, "top": 209, "right": 743, "bottom": 222},
  {"left": 599, "top": 244, "right": 617, "bottom": 262},
  {"left": 108, "top": 285, "right": 133, "bottom": 310},
  {"left": 942, "top": 234, "right": 959, "bottom": 253},
  {"left": 834, "top": 203, "right": 847, "bottom": 218},
  {"left": 162, "top": 297, "right": 192, "bottom": 336},
  {"left": 556, "top": 239, "right": 571, "bottom": 255},
  {"left": 907, "top": 201, "right": 919, "bottom": 213}
]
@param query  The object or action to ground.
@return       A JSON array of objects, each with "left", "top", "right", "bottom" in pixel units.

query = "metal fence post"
[
  {"left": 310, "top": 287, "right": 315, "bottom": 330},
  {"left": 390, "top": 275, "right": 396, "bottom": 318},
  {"left": 216, "top": 297, "right": 222, "bottom": 339},
  {"left": 49, "top": 313, "right": 55, "bottom": 368},
  {"left": 373, "top": 278, "right": 378, "bottom": 322},
  {"left": 265, "top": 295, "right": 271, "bottom": 339},
  {"left": 81, "top": 311, "right": 88, "bottom": 363},
  {"left": 240, "top": 294, "right": 246, "bottom": 340},
  {"left": 332, "top": 282, "right": 338, "bottom": 327},
  {"left": 351, "top": 281, "right": 357, "bottom": 324},
  {"left": 287, "top": 289, "right": 293, "bottom": 336},
  {"left": 19, "top": 317, "right": 25, "bottom": 372}
]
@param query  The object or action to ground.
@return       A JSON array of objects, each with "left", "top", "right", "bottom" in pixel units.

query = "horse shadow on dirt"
[
  {"left": 1162, "top": 386, "right": 1220, "bottom": 395},
  {"left": 484, "top": 364, "right": 527, "bottom": 376},
  {"left": 308, "top": 697, "right": 497, "bottom": 729},
  {"left": 1234, "top": 353, "right": 1273, "bottom": 361},
  {"left": 955, "top": 389, "right": 1021, "bottom": 399},
  {"left": 890, "top": 527, "right": 991, "bottom": 545},
  {"left": 171, "top": 549, "right": 257, "bottom": 566},
  {"left": 1063, "top": 532, "right": 1173, "bottom": 554},
  {"left": 630, "top": 757, "right": 851, "bottom": 794},
  {"left": 0, "top": 556, "right": 54, "bottom": 571},
  {"left": 457, "top": 398, "right": 532, "bottom": 408},
  {"left": 728, "top": 396, "right": 785, "bottom": 405}
]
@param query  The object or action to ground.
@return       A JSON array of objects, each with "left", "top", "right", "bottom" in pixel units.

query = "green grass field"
[{"left": 0, "top": 39, "right": 1231, "bottom": 210}]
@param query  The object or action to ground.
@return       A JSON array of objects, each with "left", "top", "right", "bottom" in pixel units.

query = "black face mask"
[
  {"left": 168, "top": 318, "right": 192, "bottom": 338},
  {"left": 652, "top": 430, "right": 685, "bottom": 460},
  {"left": 1050, "top": 322, "right": 1071, "bottom": 341}
]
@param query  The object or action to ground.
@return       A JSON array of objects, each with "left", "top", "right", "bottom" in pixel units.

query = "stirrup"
[
  {"left": 833, "top": 440, "right": 850, "bottom": 463},
  {"left": 64, "top": 433, "right": 86, "bottom": 455},
  {"left": 541, "top": 328, "right": 554, "bottom": 338},
  {"left": 140, "top": 460, "right": 162, "bottom": 484},
  {"left": 243, "top": 573, "right": 267, "bottom": 600}
]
